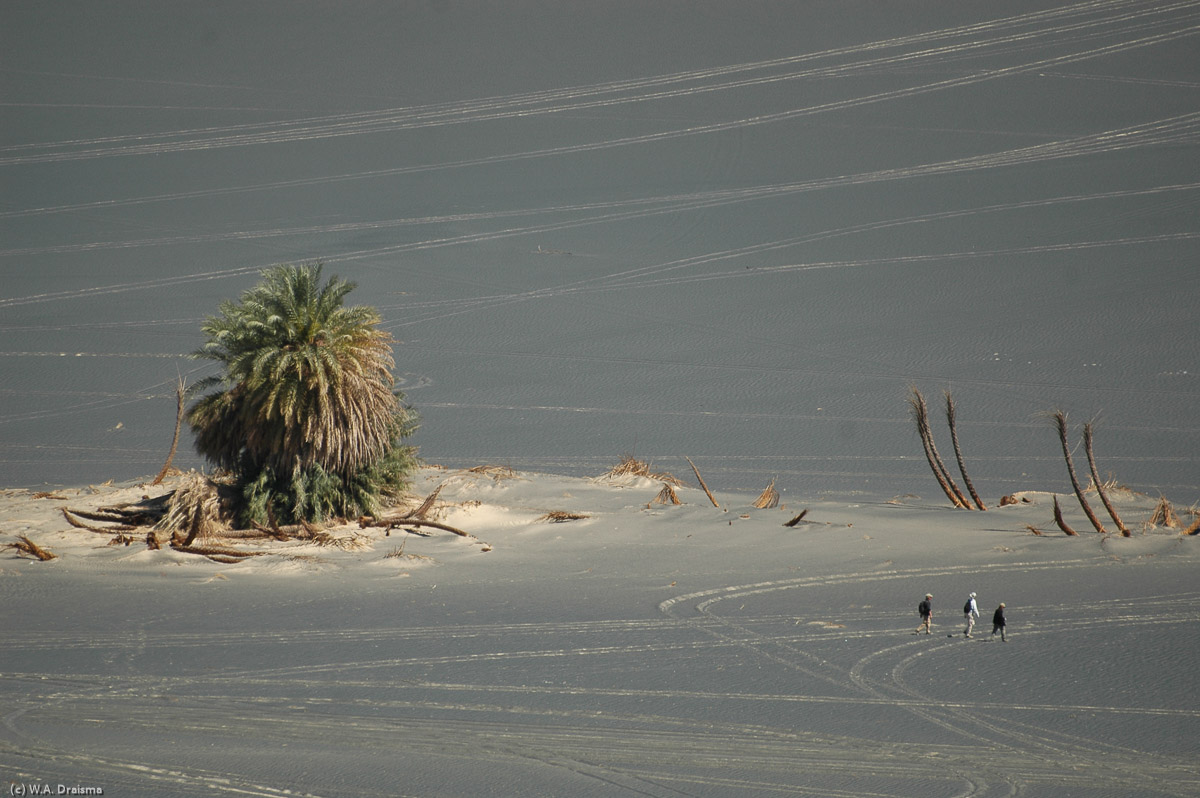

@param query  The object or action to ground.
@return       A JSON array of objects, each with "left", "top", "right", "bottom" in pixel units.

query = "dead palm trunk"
[
  {"left": 944, "top": 391, "right": 986, "bottom": 510},
  {"left": 908, "top": 388, "right": 968, "bottom": 508},
  {"left": 1082, "top": 422, "right": 1129, "bottom": 536},
  {"left": 1052, "top": 495, "right": 1079, "bottom": 536},
  {"left": 1052, "top": 411, "right": 1106, "bottom": 533},
  {"left": 152, "top": 376, "right": 187, "bottom": 486}
]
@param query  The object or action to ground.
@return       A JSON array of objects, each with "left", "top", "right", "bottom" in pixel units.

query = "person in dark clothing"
[
  {"left": 991, "top": 603, "right": 1007, "bottom": 642},
  {"left": 914, "top": 593, "right": 933, "bottom": 634}
]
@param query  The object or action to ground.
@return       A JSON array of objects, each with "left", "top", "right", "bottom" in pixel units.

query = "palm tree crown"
[{"left": 188, "top": 264, "right": 407, "bottom": 480}]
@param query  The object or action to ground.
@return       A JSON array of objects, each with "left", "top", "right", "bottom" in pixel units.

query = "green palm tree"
[{"left": 187, "top": 263, "right": 418, "bottom": 523}]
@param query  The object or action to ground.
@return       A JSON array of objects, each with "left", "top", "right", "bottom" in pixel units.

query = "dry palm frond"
[
  {"left": 1052, "top": 495, "right": 1079, "bottom": 536},
  {"left": 684, "top": 456, "right": 720, "bottom": 508},
  {"left": 465, "top": 465, "right": 517, "bottom": 480},
  {"left": 783, "top": 509, "right": 809, "bottom": 527},
  {"left": 404, "top": 484, "right": 443, "bottom": 520},
  {"left": 31, "top": 491, "right": 68, "bottom": 500},
  {"left": 7, "top": 535, "right": 57, "bottom": 561},
  {"left": 1184, "top": 514, "right": 1200, "bottom": 536},
  {"left": 600, "top": 454, "right": 683, "bottom": 486},
  {"left": 1149, "top": 496, "right": 1180, "bottom": 528},
  {"left": 155, "top": 472, "right": 229, "bottom": 547},
  {"left": 1024, "top": 524, "right": 1045, "bottom": 536},
  {"left": 536, "top": 511, "right": 590, "bottom": 523},
  {"left": 1083, "top": 422, "right": 1129, "bottom": 536},
  {"left": 1051, "top": 410, "right": 1106, "bottom": 533},
  {"left": 752, "top": 479, "right": 780, "bottom": 509},
  {"left": 652, "top": 483, "right": 681, "bottom": 505}
]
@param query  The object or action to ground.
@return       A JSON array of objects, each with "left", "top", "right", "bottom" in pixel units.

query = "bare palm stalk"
[
  {"left": 1052, "top": 495, "right": 1079, "bottom": 536},
  {"left": 944, "top": 391, "right": 986, "bottom": 510},
  {"left": 1052, "top": 411, "right": 1106, "bottom": 533},
  {"left": 1082, "top": 422, "right": 1129, "bottom": 536},
  {"left": 685, "top": 456, "right": 721, "bottom": 508},
  {"left": 908, "top": 388, "right": 968, "bottom": 508},
  {"left": 152, "top": 375, "right": 187, "bottom": 486},
  {"left": 752, "top": 478, "right": 780, "bottom": 509}
]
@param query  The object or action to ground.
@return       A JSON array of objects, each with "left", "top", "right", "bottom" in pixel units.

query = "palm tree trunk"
[
  {"left": 1082, "top": 422, "right": 1129, "bottom": 536},
  {"left": 152, "top": 376, "right": 187, "bottom": 486},
  {"left": 909, "top": 388, "right": 968, "bottom": 508},
  {"left": 1052, "top": 495, "right": 1079, "bottom": 536},
  {"left": 944, "top": 391, "right": 987, "bottom": 510},
  {"left": 1052, "top": 411, "right": 1106, "bottom": 533}
]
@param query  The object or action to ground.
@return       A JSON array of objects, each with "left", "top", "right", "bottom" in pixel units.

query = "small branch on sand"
[
  {"left": 684, "top": 456, "right": 720, "bottom": 509},
  {"left": 1184, "top": 513, "right": 1200, "bottom": 536},
  {"left": 536, "top": 511, "right": 591, "bottom": 523},
  {"left": 1052, "top": 495, "right": 1079, "bottom": 536},
  {"left": 752, "top": 478, "right": 780, "bottom": 509},
  {"left": 7, "top": 535, "right": 57, "bottom": 560},
  {"left": 783, "top": 509, "right": 809, "bottom": 527}
]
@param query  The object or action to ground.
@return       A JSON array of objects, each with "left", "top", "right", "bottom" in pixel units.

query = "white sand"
[{"left": 2, "top": 466, "right": 1198, "bottom": 797}]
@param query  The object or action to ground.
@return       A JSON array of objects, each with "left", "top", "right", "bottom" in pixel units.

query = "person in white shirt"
[{"left": 963, "top": 592, "right": 979, "bottom": 638}]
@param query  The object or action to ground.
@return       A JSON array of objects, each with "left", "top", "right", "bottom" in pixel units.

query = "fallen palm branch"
[
  {"left": 601, "top": 455, "right": 683, "bottom": 486},
  {"left": 752, "top": 479, "right": 780, "bottom": 509},
  {"left": 536, "top": 511, "right": 591, "bottom": 522},
  {"left": 1052, "top": 411, "right": 1106, "bottom": 533},
  {"left": 152, "top": 375, "right": 187, "bottom": 486},
  {"left": 1082, "top": 422, "right": 1129, "bottom": 536},
  {"left": 684, "top": 456, "right": 720, "bottom": 508},
  {"left": 169, "top": 542, "right": 268, "bottom": 564},
  {"left": 7, "top": 535, "right": 57, "bottom": 561},
  {"left": 31, "top": 491, "right": 68, "bottom": 500},
  {"left": 783, "top": 509, "right": 809, "bottom": 527},
  {"left": 652, "top": 483, "right": 681, "bottom": 505},
  {"left": 908, "top": 388, "right": 969, "bottom": 509},
  {"left": 62, "top": 508, "right": 138, "bottom": 534},
  {"left": 360, "top": 515, "right": 472, "bottom": 538},
  {"left": 944, "top": 391, "right": 986, "bottom": 510},
  {"left": 465, "top": 465, "right": 517, "bottom": 480},
  {"left": 1184, "top": 514, "right": 1200, "bottom": 536},
  {"left": 1052, "top": 495, "right": 1079, "bottom": 536}
]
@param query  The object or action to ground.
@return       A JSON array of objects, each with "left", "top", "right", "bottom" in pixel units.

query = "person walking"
[
  {"left": 991, "top": 602, "right": 1007, "bottom": 642},
  {"left": 914, "top": 593, "right": 933, "bottom": 634},
  {"left": 963, "top": 592, "right": 979, "bottom": 637}
]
